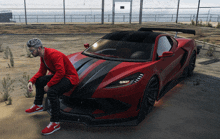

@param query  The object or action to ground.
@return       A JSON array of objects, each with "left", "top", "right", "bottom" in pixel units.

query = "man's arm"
[
  {"left": 46, "top": 54, "right": 65, "bottom": 87},
  {"left": 29, "top": 58, "right": 47, "bottom": 84}
]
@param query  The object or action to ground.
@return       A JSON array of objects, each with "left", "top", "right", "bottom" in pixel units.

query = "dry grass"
[{"left": 1, "top": 74, "right": 15, "bottom": 103}]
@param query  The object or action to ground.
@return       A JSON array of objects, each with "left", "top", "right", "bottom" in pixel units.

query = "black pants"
[{"left": 34, "top": 75, "right": 74, "bottom": 122}]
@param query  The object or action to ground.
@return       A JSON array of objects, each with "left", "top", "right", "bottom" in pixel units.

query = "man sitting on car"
[{"left": 25, "top": 38, "right": 79, "bottom": 135}]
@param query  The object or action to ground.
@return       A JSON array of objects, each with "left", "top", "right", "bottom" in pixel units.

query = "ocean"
[{"left": 9, "top": 10, "right": 220, "bottom": 23}]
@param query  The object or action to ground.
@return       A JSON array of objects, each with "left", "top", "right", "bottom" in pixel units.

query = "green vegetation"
[
  {"left": 3, "top": 46, "right": 15, "bottom": 68},
  {"left": 19, "top": 72, "right": 33, "bottom": 98},
  {"left": 206, "top": 22, "right": 212, "bottom": 27},
  {"left": 8, "top": 47, "right": 14, "bottom": 68},
  {"left": 190, "top": 19, "right": 215, "bottom": 28},
  {"left": 206, "top": 45, "right": 216, "bottom": 57},
  {"left": 217, "top": 22, "right": 220, "bottom": 28},
  {"left": 191, "top": 20, "right": 195, "bottom": 25},
  {"left": 203, "top": 38, "right": 210, "bottom": 49},
  {"left": 196, "top": 19, "right": 203, "bottom": 26},
  {"left": 1, "top": 74, "right": 15, "bottom": 105},
  {"left": 3, "top": 46, "right": 9, "bottom": 59},
  {"left": 5, "top": 97, "right": 12, "bottom": 105}
]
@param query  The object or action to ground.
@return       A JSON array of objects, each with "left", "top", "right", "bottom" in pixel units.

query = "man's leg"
[
  {"left": 34, "top": 75, "right": 53, "bottom": 105},
  {"left": 41, "top": 77, "right": 74, "bottom": 135},
  {"left": 47, "top": 77, "right": 74, "bottom": 122},
  {"left": 26, "top": 75, "right": 53, "bottom": 114}
]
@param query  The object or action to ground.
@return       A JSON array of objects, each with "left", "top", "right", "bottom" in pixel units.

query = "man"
[{"left": 25, "top": 38, "right": 79, "bottom": 135}]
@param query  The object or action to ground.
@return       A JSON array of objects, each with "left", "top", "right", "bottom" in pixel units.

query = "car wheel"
[
  {"left": 188, "top": 51, "right": 196, "bottom": 77},
  {"left": 137, "top": 76, "right": 159, "bottom": 124}
]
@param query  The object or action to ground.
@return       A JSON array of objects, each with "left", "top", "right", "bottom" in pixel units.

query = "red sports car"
[{"left": 45, "top": 28, "right": 201, "bottom": 126}]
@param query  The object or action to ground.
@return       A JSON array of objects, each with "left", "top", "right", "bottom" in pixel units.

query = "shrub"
[
  {"left": 206, "top": 22, "right": 212, "bottom": 27},
  {"left": 1, "top": 74, "right": 15, "bottom": 102},
  {"left": 8, "top": 47, "right": 14, "bottom": 68},
  {"left": 3, "top": 46, "right": 9, "bottom": 59},
  {"left": 191, "top": 20, "right": 195, "bottom": 25},
  {"left": 5, "top": 96, "right": 12, "bottom": 105},
  {"left": 206, "top": 46, "right": 216, "bottom": 57},
  {"left": 4, "top": 47, "right": 14, "bottom": 68},
  {"left": 198, "top": 19, "right": 203, "bottom": 26},
  {"left": 19, "top": 72, "right": 33, "bottom": 98},
  {"left": 204, "top": 38, "right": 210, "bottom": 43},
  {"left": 217, "top": 22, "right": 220, "bottom": 28}
]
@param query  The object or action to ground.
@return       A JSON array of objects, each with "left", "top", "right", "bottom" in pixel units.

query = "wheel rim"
[
  {"left": 137, "top": 76, "right": 159, "bottom": 124},
  {"left": 143, "top": 77, "right": 159, "bottom": 113}
]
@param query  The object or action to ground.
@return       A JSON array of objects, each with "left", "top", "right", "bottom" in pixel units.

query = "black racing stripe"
[
  {"left": 73, "top": 57, "right": 93, "bottom": 71},
  {"left": 70, "top": 61, "right": 121, "bottom": 98},
  {"left": 77, "top": 58, "right": 99, "bottom": 77}
]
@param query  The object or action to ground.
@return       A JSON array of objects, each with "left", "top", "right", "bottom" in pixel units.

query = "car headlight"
[{"left": 106, "top": 72, "right": 144, "bottom": 88}]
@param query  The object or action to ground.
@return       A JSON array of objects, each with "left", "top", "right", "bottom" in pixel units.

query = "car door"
[
  {"left": 168, "top": 37, "right": 185, "bottom": 78},
  {"left": 155, "top": 36, "right": 183, "bottom": 85}
]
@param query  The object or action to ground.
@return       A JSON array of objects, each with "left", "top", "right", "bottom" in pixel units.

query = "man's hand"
[
  {"left": 44, "top": 85, "right": 49, "bottom": 92},
  {"left": 27, "top": 82, "right": 33, "bottom": 92}
]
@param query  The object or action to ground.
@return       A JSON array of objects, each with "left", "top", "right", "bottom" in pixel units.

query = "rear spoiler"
[{"left": 138, "top": 28, "right": 196, "bottom": 36}]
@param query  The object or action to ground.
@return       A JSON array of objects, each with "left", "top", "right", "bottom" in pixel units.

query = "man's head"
[{"left": 27, "top": 38, "right": 43, "bottom": 57}]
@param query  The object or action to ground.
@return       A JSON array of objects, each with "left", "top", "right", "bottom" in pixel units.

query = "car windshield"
[{"left": 83, "top": 39, "right": 154, "bottom": 62}]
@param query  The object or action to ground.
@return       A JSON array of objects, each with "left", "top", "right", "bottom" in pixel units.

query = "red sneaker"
[
  {"left": 41, "top": 122, "right": 61, "bottom": 135},
  {"left": 25, "top": 104, "right": 43, "bottom": 114}
]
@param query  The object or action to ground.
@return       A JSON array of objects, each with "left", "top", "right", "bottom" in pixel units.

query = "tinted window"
[
  {"left": 166, "top": 36, "right": 173, "bottom": 46},
  {"left": 83, "top": 39, "right": 154, "bottom": 61}
]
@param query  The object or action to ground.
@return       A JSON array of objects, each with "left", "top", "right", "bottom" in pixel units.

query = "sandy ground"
[
  {"left": 0, "top": 22, "right": 220, "bottom": 45},
  {"left": 0, "top": 23, "right": 220, "bottom": 139}
]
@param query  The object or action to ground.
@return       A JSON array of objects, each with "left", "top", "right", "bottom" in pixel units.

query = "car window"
[
  {"left": 157, "top": 36, "right": 172, "bottom": 56},
  {"left": 83, "top": 39, "right": 154, "bottom": 62},
  {"left": 167, "top": 36, "right": 173, "bottom": 46}
]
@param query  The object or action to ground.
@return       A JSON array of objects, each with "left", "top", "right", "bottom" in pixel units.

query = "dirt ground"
[
  {"left": 0, "top": 23, "right": 220, "bottom": 139},
  {"left": 0, "top": 22, "right": 220, "bottom": 46}
]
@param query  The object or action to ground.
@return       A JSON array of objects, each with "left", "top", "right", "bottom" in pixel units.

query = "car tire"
[
  {"left": 137, "top": 76, "right": 159, "bottom": 124},
  {"left": 188, "top": 51, "right": 196, "bottom": 77}
]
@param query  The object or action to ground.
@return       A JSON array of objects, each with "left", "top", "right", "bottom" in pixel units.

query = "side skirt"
[
  {"left": 57, "top": 110, "right": 138, "bottom": 127},
  {"left": 158, "top": 77, "right": 185, "bottom": 100}
]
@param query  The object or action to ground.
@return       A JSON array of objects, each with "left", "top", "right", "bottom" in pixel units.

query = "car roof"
[{"left": 102, "top": 31, "right": 162, "bottom": 43}]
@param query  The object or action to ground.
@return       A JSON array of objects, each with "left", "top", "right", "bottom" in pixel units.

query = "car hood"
[{"left": 68, "top": 53, "right": 151, "bottom": 98}]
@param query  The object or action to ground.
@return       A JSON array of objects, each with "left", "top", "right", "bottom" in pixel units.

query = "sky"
[{"left": 0, "top": 0, "right": 219, "bottom": 14}]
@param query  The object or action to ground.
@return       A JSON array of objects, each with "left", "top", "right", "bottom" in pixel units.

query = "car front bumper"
[{"left": 45, "top": 97, "right": 139, "bottom": 127}]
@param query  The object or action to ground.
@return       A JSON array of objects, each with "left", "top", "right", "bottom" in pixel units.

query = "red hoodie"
[{"left": 29, "top": 47, "right": 79, "bottom": 87}]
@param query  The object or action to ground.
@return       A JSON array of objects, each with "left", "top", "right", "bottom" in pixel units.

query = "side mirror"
[
  {"left": 84, "top": 43, "right": 89, "bottom": 49},
  {"left": 161, "top": 51, "right": 174, "bottom": 57}
]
